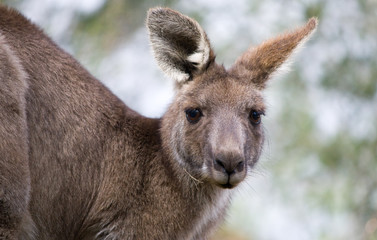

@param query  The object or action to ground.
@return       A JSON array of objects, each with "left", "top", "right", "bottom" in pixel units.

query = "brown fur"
[
  {"left": 231, "top": 18, "right": 317, "bottom": 89},
  {"left": 0, "top": 5, "right": 317, "bottom": 240}
]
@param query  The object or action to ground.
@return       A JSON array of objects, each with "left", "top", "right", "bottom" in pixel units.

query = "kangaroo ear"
[
  {"left": 147, "top": 7, "right": 214, "bottom": 83},
  {"left": 230, "top": 18, "right": 318, "bottom": 89}
]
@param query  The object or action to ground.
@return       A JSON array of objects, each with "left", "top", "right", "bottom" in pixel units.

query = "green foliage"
[{"left": 322, "top": 56, "right": 377, "bottom": 99}]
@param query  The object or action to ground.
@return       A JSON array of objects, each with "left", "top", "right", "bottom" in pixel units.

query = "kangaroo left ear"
[
  {"left": 147, "top": 7, "right": 215, "bottom": 84},
  {"left": 230, "top": 18, "right": 318, "bottom": 90}
]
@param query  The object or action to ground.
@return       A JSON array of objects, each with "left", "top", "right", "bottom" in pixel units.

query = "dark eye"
[
  {"left": 185, "top": 108, "right": 202, "bottom": 124},
  {"left": 249, "top": 110, "right": 263, "bottom": 125}
]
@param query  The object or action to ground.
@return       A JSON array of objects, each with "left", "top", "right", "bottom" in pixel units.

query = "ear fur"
[
  {"left": 230, "top": 18, "right": 318, "bottom": 89},
  {"left": 147, "top": 7, "right": 214, "bottom": 83}
]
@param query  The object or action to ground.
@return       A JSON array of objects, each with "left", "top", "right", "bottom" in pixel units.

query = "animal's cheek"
[
  {"left": 178, "top": 129, "right": 205, "bottom": 166},
  {"left": 243, "top": 127, "right": 265, "bottom": 166}
]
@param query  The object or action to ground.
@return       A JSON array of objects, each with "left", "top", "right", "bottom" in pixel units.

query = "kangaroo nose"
[
  {"left": 212, "top": 152, "right": 246, "bottom": 188},
  {"left": 214, "top": 156, "right": 245, "bottom": 175}
]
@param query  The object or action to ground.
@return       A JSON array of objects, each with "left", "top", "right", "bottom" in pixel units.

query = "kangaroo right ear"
[
  {"left": 147, "top": 7, "right": 214, "bottom": 84},
  {"left": 230, "top": 18, "right": 318, "bottom": 90}
]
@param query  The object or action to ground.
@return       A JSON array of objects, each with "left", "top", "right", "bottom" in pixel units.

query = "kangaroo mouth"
[
  {"left": 219, "top": 183, "right": 234, "bottom": 189},
  {"left": 211, "top": 168, "right": 246, "bottom": 189},
  {"left": 217, "top": 177, "right": 238, "bottom": 189}
]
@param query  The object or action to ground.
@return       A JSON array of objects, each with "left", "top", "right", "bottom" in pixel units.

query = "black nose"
[{"left": 214, "top": 157, "right": 245, "bottom": 175}]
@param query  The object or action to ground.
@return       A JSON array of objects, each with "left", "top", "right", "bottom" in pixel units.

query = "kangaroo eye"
[
  {"left": 185, "top": 108, "right": 202, "bottom": 124},
  {"left": 249, "top": 110, "right": 263, "bottom": 125}
]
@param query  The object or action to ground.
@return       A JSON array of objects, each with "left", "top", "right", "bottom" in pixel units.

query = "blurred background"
[{"left": 1, "top": 0, "right": 376, "bottom": 239}]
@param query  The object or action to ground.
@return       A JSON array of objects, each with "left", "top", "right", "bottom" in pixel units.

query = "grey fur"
[{"left": 0, "top": 6, "right": 317, "bottom": 240}]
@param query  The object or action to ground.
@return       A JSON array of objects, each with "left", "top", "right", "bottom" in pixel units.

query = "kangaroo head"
[{"left": 147, "top": 8, "right": 317, "bottom": 188}]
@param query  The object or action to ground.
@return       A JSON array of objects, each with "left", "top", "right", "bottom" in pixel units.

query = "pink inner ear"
[{"left": 229, "top": 17, "right": 318, "bottom": 90}]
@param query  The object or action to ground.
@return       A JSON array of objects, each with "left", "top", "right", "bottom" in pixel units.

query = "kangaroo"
[{"left": 0, "top": 5, "right": 317, "bottom": 240}]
